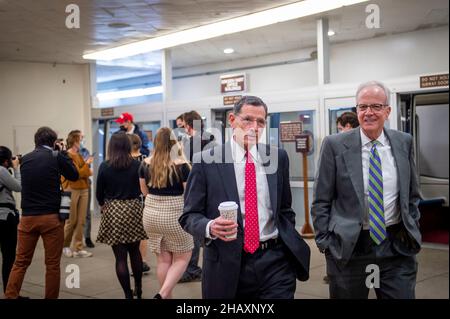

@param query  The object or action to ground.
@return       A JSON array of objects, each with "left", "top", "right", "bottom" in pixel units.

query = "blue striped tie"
[{"left": 368, "top": 141, "right": 387, "bottom": 245}]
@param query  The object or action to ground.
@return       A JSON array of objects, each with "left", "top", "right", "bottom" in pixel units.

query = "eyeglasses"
[
  {"left": 235, "top": 114, "right": 267, "bottom": 128},
  {"left": 356, "top": 104, "right": 388, "bottom": 112}
]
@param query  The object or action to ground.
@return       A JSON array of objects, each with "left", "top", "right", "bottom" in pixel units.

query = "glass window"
[
  {"left": 140, "top": 121, "right": 161, "bottom": 153},
  {"left": 95, "top": 52, "right": 163, "bottom": 108},
  {"left": 328, "top": 107, "right": 356, "bottom": 134},
  {"left": 268, "top": 110, "right": 316, "bottom": 181}
]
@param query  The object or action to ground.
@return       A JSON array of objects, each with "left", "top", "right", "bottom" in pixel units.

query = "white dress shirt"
[
  {"left": 360, "top": 129, "right": 401, "bottom": 229},
  {"left": 206, "top": 137, "right": 278, "bottom": 241}
]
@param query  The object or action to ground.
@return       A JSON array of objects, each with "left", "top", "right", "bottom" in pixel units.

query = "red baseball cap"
[{"left": 115, "top": 112, "right": 133, "bottom": 124}]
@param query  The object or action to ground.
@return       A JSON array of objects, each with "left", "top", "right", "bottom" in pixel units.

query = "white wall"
[
  {"left": 172, "top": 47, "right": 318, "bottom": 101},
  {"left": 168, "top": 26, "right": 448, "bottom": 103},
  {"left": 0, "top": 62, "right": 92, "bottom": 155},
  {"left": 330, "top": 26, "right": 449, "bottom": 83}
]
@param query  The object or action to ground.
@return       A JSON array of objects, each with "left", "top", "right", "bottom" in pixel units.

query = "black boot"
[
  {"left": 134, "top": 283, "right": 142, "bottom": 299},
  {"left": 125, "top": 290, "right": 134, "bottom": 299},
  {"left": 85, "top": 238, "right": 95, "bottom": 248}
]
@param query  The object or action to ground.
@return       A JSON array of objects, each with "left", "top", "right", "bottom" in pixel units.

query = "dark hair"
[
  {"left": 183, "top": 110, "right": 203, "bottom": 130},
  {"left": 176, "top": 114, "right": 184, "bottom": 121},
  {"left": 0, "top": 146, "right": 13, "bottom": 166},
  {"left": 127, "top": 133, "right": 142, "bottom": 153},
  {"left": 34, "top": 126, "right": 58, "bottom": 147},
  {"left": 233, "top": 96, "right": 268, "bottom": 117},
  {"left": 336, "top": 112, "right": 359, "bottom": 128},
  {"left": 107, "top": 132, "right": 133, "bottom": 169}
]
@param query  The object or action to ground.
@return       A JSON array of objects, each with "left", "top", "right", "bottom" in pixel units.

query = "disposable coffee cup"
[{"left": 218, "top": 201, "right": 238, "bottom": 239}]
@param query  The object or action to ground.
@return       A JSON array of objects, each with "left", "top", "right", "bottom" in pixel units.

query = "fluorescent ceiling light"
[
  {"left": 83, "top": 0, "right": 368, "bottom": 60},
  {"left": 223, "top": 48, "right": 234, "bottom": 54},
  {"left": 97, "top": 86, "right": 163, "bottom": 101},
  {"left": 328, "top": 30, "right": 336, "bottom": 36}
]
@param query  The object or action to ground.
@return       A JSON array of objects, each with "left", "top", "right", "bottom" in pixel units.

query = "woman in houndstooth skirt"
[
  {"left": 96, "top": 132, "right": 148, "bottom": 299},
  {"left": 139, "top": 127, "right": 193, "bottom": 299}
]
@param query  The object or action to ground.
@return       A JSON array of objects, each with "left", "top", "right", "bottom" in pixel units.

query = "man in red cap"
[{"left": 115, "top": 112, "right": 150, "bottom": 156}]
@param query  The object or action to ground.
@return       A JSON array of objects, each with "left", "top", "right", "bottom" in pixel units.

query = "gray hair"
[{"left": 356, "top": 81, "right": 391, "bottom": 105}]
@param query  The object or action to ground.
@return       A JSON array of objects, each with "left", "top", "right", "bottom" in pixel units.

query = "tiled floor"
[{"left": 1, "top": 215, "right": 448, "bottom": 299}]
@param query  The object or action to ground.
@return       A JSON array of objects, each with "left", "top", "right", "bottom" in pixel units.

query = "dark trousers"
[
  {"left": 5, "top": 214, "right": 64, "bottom": 299},
  {"left": 184, "top": 237, "right": 202, "bottom": 276},
  {"left": 84, "top": 186, "right": 92, "bottom": 240},
  {"left": 236, "top": 241, "right": 296, "bottom": 299},
  {"left": 0, "top": 213, "right": 19, "bottom": 292},
  {"left": 326, "top": 225, "right": 418, "bottom": 299}
]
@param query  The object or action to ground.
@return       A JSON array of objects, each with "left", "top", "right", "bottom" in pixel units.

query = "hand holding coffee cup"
[{"left": 210, "top": 201, "right": 239, "bottom": 241}]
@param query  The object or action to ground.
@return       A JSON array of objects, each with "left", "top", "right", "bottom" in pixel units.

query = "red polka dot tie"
[{"left": 244, "top": 151, "right": 259, "bottom": 254}]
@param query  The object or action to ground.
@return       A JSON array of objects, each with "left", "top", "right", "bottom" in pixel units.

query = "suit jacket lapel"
[
  {"left": 384, "top": 129, "right": 408, "bottom": 204},
  {"left": 342, "top": 129, "right": 365, "bottom": 211},
  {"left": 259, "top": 144, "right": 278, "bottom": 218},
  {"left": 216, "top": 142, "right": 243, "bottom": 227}
]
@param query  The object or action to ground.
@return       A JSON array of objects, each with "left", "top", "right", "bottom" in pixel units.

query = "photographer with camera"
[
  {"left": 4, "top": 127, "right": 78, "bottom": 299},
  {"left": 0, "top": 146, "right": 21, "bottom": 294}
]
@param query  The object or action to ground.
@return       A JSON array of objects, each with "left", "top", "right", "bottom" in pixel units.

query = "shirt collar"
[
  {"left": 360, "top": 128, "right": 387, "bottom": 147},
  {"left": 126, "top": 124, "right": 135, "bottom": 134},
  {"left": 230, "top": 135, "right": 258, "bottom": 164}
]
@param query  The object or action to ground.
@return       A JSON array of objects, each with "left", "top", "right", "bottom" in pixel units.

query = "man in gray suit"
[{"left": 311, "top": 81, "right": 421, "bottom": 299}]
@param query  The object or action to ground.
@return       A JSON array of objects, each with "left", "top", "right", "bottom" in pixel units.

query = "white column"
[
  {"left": 89, "top": 62, "right": 98, "bottom": 108},
  {"left": 317, "top": 18, "right": 330, "bottom": 140},
  {"left": 317, "top": 18, "right": 330, "bottom": 85},
  {"left": 162, "top": 49, "right": 173, "bottom": 126}
]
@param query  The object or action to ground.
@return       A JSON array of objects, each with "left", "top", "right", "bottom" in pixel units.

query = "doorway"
[{"left": 399, "top": 91, "right": 449, "bottom": 245}]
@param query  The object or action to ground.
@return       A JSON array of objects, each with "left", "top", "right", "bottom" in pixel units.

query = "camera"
[
  {"left": 12, "top": 154, "right": 22, "bottom": 164},
  {"left": 54, "top": 138, "right": 66, "bottom": 152}
]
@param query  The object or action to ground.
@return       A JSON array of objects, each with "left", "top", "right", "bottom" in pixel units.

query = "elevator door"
[{"left": 399, "top": 92, "right": 449, "bottom": 205}]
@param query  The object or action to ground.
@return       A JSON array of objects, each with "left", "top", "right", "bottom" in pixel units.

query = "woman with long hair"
[
  {"left": 140, "top": 127, "right": 193, "bottom": 299},
  {"left": 96, "top": 132, "right": 148, "bottom": 299},
  {"left": 127, "top": 133, "right": 151, "bottom": 275}
]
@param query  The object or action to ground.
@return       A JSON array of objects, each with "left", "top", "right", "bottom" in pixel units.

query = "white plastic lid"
[{"left": 218, "top": 201, "right": 238, "bottom": 210}]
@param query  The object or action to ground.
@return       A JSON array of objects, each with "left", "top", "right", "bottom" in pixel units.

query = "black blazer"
[{"left": 179, "top": 142, "right": 310, "bottom": 298}]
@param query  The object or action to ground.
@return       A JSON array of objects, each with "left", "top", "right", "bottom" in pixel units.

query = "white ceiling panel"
[{"left": 0, "top": 0, "right": 447, "bottom": 72}]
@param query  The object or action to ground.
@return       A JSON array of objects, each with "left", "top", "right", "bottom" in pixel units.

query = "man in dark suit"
[
  {"left": 179, "top": 96, "right": 310, "bottom": 299},
  {"left": 179, "top": 110, "right": 216, "bottom": 283},
  {"left": 311, "top": 81, "right": 421, "bottom": 299}
]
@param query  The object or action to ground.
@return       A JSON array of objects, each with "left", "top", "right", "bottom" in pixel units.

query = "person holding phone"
[
  {"left": 62, "top": 130, "right": 94, "bottom": 258},
  {"left": 77, "top": 133, "right": 95, "bottom": 249}
]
